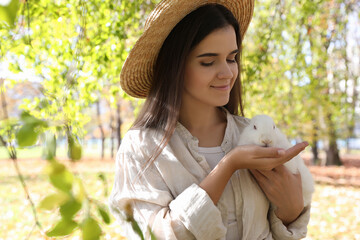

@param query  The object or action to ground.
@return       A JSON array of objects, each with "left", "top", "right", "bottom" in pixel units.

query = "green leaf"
[
  {"left": 69, "top": 142, "right": 82, "bottom": 161},
  {"left": 38, "top": 192, "right": 69, "bottom": 211},
  {"left": 20, "top": 112, "right": 47, "bottom": 127},
  {"left": 150, "top": 228, "right": 158, "bottom": 240},
  {"left": 68, "top": 135, "right": 82, "bottom": 161},
  {"left": 50, "top": 170, "right": 74, "bottom": 193},
  {"left": 130, "top": 218, "right": 144, "bottom": 240},
  {"left": 60, "top": 199, "right": 82, "bottom": 220},
  {"left": 8, "top": 62, "right": 22, "bottom": 73},
  {"left": 16, "top": 112, "right": 48, "bottom": 147},
  {"left": 0, "top": 0, "right": 20, "bottom": 28},
  {"left": 81, "top": 217, "right": 102, "bottom": 240},
  {"left": 16, "top": 124, "right": 39, "bottom": 147},
  {"left": 98, "top": 173, "right": 106, "bottom": 182},
  {"left": 97, "top": 204, "right": 111, "bottom": 224},
  {"left": 48, "top": 162, "right": 74, "bottom": 193},
  {"left": 46, "top": 219, "right": 78, "bottom": 237},
  {"left": 73, "top": 177, "right": 86, "bottom": 202},
  {"left": 47, "top": 161, "right": 66, "bottom": 174}
]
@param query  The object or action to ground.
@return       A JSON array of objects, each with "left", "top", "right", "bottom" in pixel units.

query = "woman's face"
[{"left": 183, "top": 25, "right": 238, "bottom": 109}]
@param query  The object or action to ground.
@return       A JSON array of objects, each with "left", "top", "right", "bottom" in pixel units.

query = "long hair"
[{"left": 132, "top": 4, "right": 244, "bottom": 168}]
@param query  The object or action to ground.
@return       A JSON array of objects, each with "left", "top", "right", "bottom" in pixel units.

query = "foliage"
[
  {"left": 9, "top": 112, "right": 111, "bottom": 238},
  {"left": 243, "top": 0, "right": 360, "bottom": 163},
  {"left": 1, "top": 0, "right": 160, "bottom": 238},
  {"left": 0, "top": 0, "right": 20, "bottom": 28},
  {"left": 2, "top": 0, "right": 157, "bottom": 138}
]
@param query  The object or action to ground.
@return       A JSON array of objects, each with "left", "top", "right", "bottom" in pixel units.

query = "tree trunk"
[
  {"left": 325, "top": 113, "right": 342, "bottom": 166},
  {"left": 345, "top": 138, "right": 351, "bottom": 154},
  {"left": 96, "top": 100, "right": 105, "bottom": 160},
  {"left": 310, "top": 122, "right": 319, "bottom": 165},
  {"left": 110, "top": 112, "right": 115, "bottom": 158},
  {"left": 116, "top": 101, "right": 122, "bottom": 149},
  {"left": 326, "top": 140, "right": 341, "bottom": 166},
  {"left": 311, "top": 140, "right": 319, "bottom": 166}
]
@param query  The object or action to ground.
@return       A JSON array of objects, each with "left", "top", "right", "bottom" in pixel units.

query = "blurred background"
[{"left": 0, "top": 0, "right": 360, "bottom": 239}]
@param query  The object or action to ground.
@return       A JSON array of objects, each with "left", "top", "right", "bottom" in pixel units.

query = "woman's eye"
[
  {"left": 201, "top": 62, "right": 214, "bottom": 66},
  {"left": 201, "top": 58, "right": 236, "bottom": 66}
]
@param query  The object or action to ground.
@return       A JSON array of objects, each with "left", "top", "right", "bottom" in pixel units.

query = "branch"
[{"left": 11, "top": 157, "right": 46, "bottom": 237}]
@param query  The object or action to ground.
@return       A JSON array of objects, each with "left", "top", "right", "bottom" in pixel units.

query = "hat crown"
[
  {"left": 144, "top": 0, "right": 174, "bottom": 31},
  {"left": 121, "top": 0, "right": 255, "bottom": 98}
]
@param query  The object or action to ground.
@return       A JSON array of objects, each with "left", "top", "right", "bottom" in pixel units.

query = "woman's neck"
[
  {"left": 179, "top": 105, "right": 221, "bottom": 128},
  {"left": 179, "top": 104, "right": 227, "bottom": 147}
]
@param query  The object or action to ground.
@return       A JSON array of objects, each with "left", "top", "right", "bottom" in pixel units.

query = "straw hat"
[{"left": 120, "top": 0, "right": 255, "bottom": 98}]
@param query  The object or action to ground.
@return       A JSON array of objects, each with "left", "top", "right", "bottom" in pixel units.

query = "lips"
[{"left": 210, "top": 85, "right": 230, "bottom": 90}]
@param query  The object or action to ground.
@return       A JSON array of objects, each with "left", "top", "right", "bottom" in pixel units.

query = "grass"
[
  {"left": 0, "top": 158, "right": 359, "bottom": 240},
  {"left": 0, "top": 146, "right": 43, "bottom": 159},
  {"left": 0, "top": 145, "right": 115, "bottom": 160},
  {"left": 306, "top": 185, "right": 360, "bottom": 240}
]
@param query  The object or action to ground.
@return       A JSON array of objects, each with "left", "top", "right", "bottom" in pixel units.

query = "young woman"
[{"left": 109, "top": 1, "right": 311, "bottom": 239}]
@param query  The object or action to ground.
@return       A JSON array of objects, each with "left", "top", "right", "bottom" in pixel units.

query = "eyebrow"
[{"left": 196, "top": 49, "right": 239, "bottom": 58}]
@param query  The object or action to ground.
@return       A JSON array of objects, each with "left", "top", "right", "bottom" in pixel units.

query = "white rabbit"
[{"left": 238, "top": 114, "right": 314, "bottom": 207}]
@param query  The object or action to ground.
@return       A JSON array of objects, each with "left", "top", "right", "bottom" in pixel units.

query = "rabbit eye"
[
  {"left": 273, "top": 125, "right": 275, "bottom": 129},
  {"left": 254, "top": 125, "right": 257, "bottom": 130}
]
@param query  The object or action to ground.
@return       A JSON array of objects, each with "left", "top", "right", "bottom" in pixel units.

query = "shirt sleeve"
[
  {"left": 269, "top": 204, "right": 311, "bottom": 239},
  {"left": 108, "top": 136, "right": 226, "bottom": 240}
]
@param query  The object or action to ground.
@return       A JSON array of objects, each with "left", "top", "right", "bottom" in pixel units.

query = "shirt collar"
[{"left": 175, "top": 107, "right": 235, "bottom": 153}]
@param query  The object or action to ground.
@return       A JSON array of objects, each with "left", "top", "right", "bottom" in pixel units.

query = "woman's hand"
[
  {"left": 250, "top": 166, "right": 304, "bottom": 225},
  {"left": 224, "top": 142, "right": 308, "bottom": 225},
  {"left": 200, "top": 141, "right": 308, "bottom": 206},
  {"left": 225, "top": 142, "right": 308, "bottom": 172}
]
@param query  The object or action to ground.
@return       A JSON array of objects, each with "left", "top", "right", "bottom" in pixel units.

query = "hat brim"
[{"left": 120, "top": 0, "right": 255, "bottom": 98}]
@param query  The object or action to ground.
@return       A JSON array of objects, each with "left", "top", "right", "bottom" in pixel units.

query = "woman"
[{"left": 109, "top": 1, "right": 311, "bottom": 239}]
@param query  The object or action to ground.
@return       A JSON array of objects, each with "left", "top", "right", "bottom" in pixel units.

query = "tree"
[
  {"left": 244, "top": 0, "right": 360, "bottom": 165},
  {"left": 1, "top": 0, "right": 159, "bottom": 238}
]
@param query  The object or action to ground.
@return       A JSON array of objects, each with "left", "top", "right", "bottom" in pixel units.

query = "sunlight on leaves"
[{"left": 38, "top": 192, "right": 69, "bottom": 211}]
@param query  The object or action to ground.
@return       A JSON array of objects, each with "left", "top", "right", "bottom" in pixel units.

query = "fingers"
[
  {"left": 250, "top": 169, "right": 269, "bottom": 183},
  {"left": 268, "top": 142, "right": 308, "bottom": 166},
  {"left": 258, "top": 165, "right": 303, "bottom": 183},
  {"left": 253, "top": 146, "right": 286, "bottom": 159},
  {"left": 273, "top": 142, "right": 308, "bottom": 166},
  {"left": 233, "top": 142, "right": 308, "bottom": 171},
  {"left": 258, "top": 165, "right": 287, "bottom": 179},
  {"left": 252, "top": 141, "right": 308, "bottom": 159},
  {"left": 284, "top": 142, "right": 309, "bottom": 160}
]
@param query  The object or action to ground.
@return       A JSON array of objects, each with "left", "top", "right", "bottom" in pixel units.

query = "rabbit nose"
[{"left": 261, "top": 139, "right": 272, "bottom": 147}]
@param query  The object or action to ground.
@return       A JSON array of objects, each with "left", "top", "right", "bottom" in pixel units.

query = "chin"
[
  {"left": 217, "top": 98, "right": 230, "bottom": 107},
  {"left": 206, "top": 95, "right": 230, "bottom": 107}
]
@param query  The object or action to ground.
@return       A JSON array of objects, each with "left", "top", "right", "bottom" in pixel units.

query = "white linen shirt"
[
  {"left": 109, "top": 109, "right": 311, "bottom": 240},
  {"left": 198, "top": 146, "right": 238, "bottom": 240}
]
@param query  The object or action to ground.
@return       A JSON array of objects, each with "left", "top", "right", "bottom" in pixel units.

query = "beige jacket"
[{"left": 109, "top": 110, "right": 311, "bottom": 240}]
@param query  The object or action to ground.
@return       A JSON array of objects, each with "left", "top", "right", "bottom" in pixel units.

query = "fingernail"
[{"left": 278, "top": 149, "right": 285, "bottom": 155}]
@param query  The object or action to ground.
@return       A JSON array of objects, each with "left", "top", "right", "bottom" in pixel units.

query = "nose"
[
  {"left": 217, "top": 62, "right": 235, "bottom": 79},
  {"left": 261, "top": 138, "right": 272, "bottom": 147}
]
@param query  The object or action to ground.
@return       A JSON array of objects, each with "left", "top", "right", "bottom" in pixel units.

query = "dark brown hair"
[{"left": 132, "top": 4, "right": 244, "bottom": 167}]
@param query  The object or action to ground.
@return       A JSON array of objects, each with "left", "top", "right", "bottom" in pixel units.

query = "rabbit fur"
[{"left": 238, "top": 114, "right": 314, "bottom": 207}]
